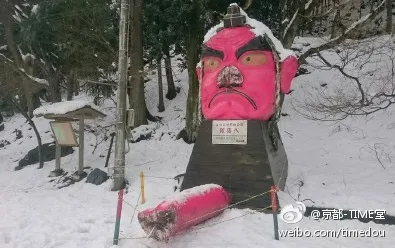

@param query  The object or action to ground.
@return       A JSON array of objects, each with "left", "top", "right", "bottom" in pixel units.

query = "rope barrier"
[
  {"left": 119, "top": 205, "right": 273, "bottom": 240},
  {"left": 122, "top": 198, "right": 139, "bottom": 211},
  {"left": 129, "top": 191, "right": 141, "bottom": 224},
  {"left": 193, "top": 205, "right": 273, "bottom": 231}
]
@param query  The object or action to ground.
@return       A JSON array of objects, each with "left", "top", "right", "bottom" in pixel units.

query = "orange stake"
[
  {"left": 140, "top": 171, "right": 146, "bottom": 204},
  {"left": 271, "top": 186, "right": 279, "bottom": 240}
]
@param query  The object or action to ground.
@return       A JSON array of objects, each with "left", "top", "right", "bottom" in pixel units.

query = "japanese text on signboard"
[{"left": 212, "top": 120, "right": 247, "bottom": 145}]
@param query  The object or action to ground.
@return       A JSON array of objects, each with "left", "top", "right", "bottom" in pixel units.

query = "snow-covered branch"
[
  {"left": 299, "top": 0, "right": 386, "bottom": 62},
  {"left": 0, "top": 53, "right": 49, "bottom": 87},
  {"left": 283, "top": 9, "right": 299, "bottom": 39}
]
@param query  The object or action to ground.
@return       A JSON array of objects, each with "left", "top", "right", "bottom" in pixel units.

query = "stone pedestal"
[{"left": 180, "top": 120, "right": 288, "bottom": 210}]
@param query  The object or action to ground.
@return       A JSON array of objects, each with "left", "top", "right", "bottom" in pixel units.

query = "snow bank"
[
  {"left": 203, "top": 3, "right": 295, "bottom": 61},
  {"left": 33, "top": 100, "right": 100, "bottom": 116}
]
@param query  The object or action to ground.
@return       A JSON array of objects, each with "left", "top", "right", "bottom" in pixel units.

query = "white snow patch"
[
  {"left": 21, "top": 53, "right": 36, "bottom": 62},
  {"left": 12, "top": 14, "right": 22, "bottom": 23},
  {"left": 142, "top": 184, "right": 224, "bottom": 211},
  {"left": 305, "top": 0, "right": 313, "bottom": 10},
  {"left": 196, "top": 61, "right": 201, "bottom": 69},
  {"left": 31, "top": 4, "right": 39, "bottom": 14},
  {"left": 27, "top": 74, "right": 49, "bottom": 86},
  {"left": 14, "top": 5, "right": 22, "bottom": 12},
  {"left": 33, "top": 100, "right": 100, "bottom": 116},
  {"left": 162, "top": 184, "right": 223, "bottom": 205},
  {"left": 203, "top": 4, "right": 295, "bottom": 61},
  {"left": 130, "top": 124, "right": 156, "bottom": 142},
  {"left": 203, "top": 22, "right": 224, "bottom": 43},
  {"left": 0, "top": 45, "right": 7, "bottom": 51}
]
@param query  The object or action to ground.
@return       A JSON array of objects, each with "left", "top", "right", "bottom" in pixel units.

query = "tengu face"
[{"left": 199, "top": 26, "right": 297, "bottom": 120}]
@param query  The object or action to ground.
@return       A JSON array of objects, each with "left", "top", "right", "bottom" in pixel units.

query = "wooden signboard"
[
  {"left": 50, "top": 121, "right": 79, "bottom": 147},
  {"left": 212, "top": 120, "right": 247, "bottom": 145}
]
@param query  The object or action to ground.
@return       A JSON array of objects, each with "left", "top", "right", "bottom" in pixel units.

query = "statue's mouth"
[{"left": 208, "top": 88, "right": 257, "bottom": 110}]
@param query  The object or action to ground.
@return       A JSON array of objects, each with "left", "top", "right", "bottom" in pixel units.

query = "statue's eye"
[
  {"left": 239, "top": 51, "right": 267, "bottom": 66},
  {"left": 203, "top": 57, "right": 221, "bottom": 71}
]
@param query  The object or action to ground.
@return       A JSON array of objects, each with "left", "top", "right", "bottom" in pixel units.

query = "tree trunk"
[
  {"left": 128, "top": 0, "right": 148, "bottom": 127},
  {"left": 67, "top": 73, "right": 75, "bottom": 100},
  {"left": 157, "top": 57, "right": 165, "bottom": 112},
  {"left": 386, "top": 0, "right": 393, "bottom": 34},
  {"left": 32, "top": 93, "right": 41, "bottom": 109},
  {"left": 11, "top": 100, "right": 43, "bottom": 168},
  {"left": 30, "top": 118, "right": 43, "bottom": 168},
  {"left": 164, "top": 49, "right": 177, "bottom": 100},
  {"left": 24, "top": 59, "right": 35, "bottom": 117},
  {"left": 23, "top": 80, "right": 35, "bottom": 117},
  {"left": 281, "top": 1, "right": 303, "bottom": 49},
  {"left": 18, "top": 92, "right": 28, "bottom": 114},
  {"left": 2, "top": 9, "right": 33, "bottom": 115},
  {"left": 74, "top": 79, "right": 80, "bottom": 96},
  {"left": 184, "top": 0, "right": 203, "bottom": 143},
  {"left": 331, "top": 1, "right": 341, "bottom": 39},
  {"left": 48, "top": 70, "right": 62, "bottom": 103}
]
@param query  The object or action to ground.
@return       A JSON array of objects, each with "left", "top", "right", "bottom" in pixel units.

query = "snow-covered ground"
[{"left": 1, "top": 37, "right": 395, "bottom": 248}]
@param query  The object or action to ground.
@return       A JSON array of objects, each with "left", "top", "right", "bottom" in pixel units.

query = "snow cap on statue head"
[{"left": 197, "top": 3, "right": 298, "bottom": 121}]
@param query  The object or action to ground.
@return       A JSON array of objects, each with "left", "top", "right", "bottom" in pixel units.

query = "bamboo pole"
[{"left": 113, "top": 0, "right": 130, "bottom": 191}]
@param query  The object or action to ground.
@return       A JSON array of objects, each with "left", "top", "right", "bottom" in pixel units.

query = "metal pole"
[
  {"left": 78, "top": 116, "right": 84, "bottom": 174},
  {"left": 113, "top": 189, "right": 124, "bottom": 245},
  {"left": 113, "top": 0, "right": 129, "bottom": 191}
]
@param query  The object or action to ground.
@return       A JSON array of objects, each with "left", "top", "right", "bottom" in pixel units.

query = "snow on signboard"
[
  {"left": 33, "top": 100, "right": 100, "bottom": 116},
  {"left": 212, "top": 120, "right": 247, "bottom": 145}
]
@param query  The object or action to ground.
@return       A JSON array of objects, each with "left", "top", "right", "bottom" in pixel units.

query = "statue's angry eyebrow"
[
  {"left": 202, "top": 45, "right": 224, "bottom": 59},
  {"left": 235, "top": 36, "right": 271, "bottom": 58}
]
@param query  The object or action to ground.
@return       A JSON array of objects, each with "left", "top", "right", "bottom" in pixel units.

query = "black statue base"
[{"left": 180, "top": 120, "right": 288, "bottom": 210}]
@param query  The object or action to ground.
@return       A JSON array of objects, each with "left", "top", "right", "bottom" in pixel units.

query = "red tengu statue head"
[{"left": 197, "top": 6, "right": 298, "bottom": 120}]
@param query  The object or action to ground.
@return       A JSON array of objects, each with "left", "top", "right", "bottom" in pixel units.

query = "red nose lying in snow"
[{"left": 137, "top": 184, "right": 230, "bottom": 242}]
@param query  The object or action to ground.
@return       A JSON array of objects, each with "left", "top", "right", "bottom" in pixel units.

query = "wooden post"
[
  {"left": 105, "top": 132, "right": 116, "bottom": 168},
  {"left": 140, "top": 171, "right": 145, "bottom": 204},
  {"left": 55, "top": 142, "right": 61, "bottom": 170},
  {"left": 78, "top": 116, "right": 84, "bottom": 174}
]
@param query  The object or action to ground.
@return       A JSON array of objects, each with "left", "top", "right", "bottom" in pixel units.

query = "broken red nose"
[{"left": 217, "top": 66, "right": 243, "bottom": 88}]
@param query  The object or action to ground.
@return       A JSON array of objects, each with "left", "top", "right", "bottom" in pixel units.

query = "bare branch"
[
  {"left": 368, "top": 143, "right": 389, "bottom": 170},
  {"left": 283, "top": 9, "right": 299, "bottom": 39},
  {"left": 317, "top": 52, "right": 365, "bottom": 104}
]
